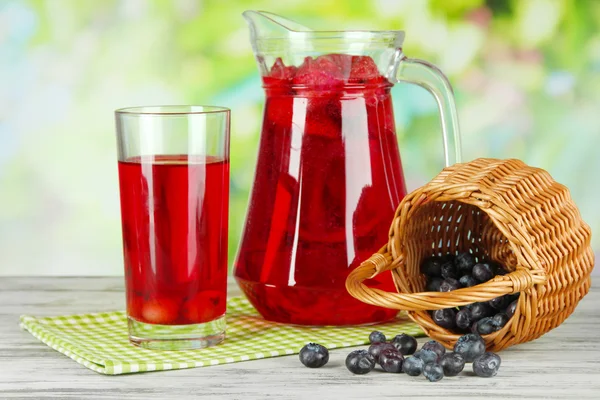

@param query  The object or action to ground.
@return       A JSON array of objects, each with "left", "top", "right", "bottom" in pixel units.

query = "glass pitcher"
[{"left": 234, "top": 11, "right": 461, "bottom": 325}]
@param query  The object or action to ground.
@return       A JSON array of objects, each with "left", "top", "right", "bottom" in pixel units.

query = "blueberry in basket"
[{"left": 421, "top": 253, "right": 519, "bottom": 335}]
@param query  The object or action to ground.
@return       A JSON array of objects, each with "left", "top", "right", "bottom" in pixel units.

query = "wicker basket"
[{"left": 346, "top": 158, "right": 594, "bottom": 351}]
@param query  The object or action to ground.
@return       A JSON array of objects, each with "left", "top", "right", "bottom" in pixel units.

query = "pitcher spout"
[
  {"left": 243, "top": 10, "right": 311, "bottom": 42},
  {"left": 243, "top": 10, "right": 405, "bottom": 80}
]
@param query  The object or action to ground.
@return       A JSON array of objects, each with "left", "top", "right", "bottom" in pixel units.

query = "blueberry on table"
[
  {"left": 456, "top": 308, "right": 473, "bottom": 330},
  {"left": 402, "top": 356, "right": 425, "bottom": 376},
  {"left": 506, "top": 300, "right": 518, "bottom": 318},
  {"left": 453, "top": 333, "right": 486, "bottom": 362},
  {"left": 439, "top": 278, "right": 461, "bottom": 292},
  {"left": 432, "top": 308, "right": 457, "bottom": 329},
  {"left": 299, "top": 343, "right": 329, "bottom": 368},
  {"left": 423, "top": 363, "right": 444, "bottom": 382},
  {"left": 469, "top": 302, "right": 493, "bottom": 321},
  {"left": 379, "top": 349, "right": 404, "bottom": 373},
  {"left": 440, "top": 353, "right": 465, "bottom": 376},
  {"left": 426, "top": 277, "right": 444, "bottom": 292},
  {"left": 455, "top": 253, "right": 476, "bottom": 275},
  {"left": 441, "top": 261, "right": 458, "bottom": 280},
  {"left": 422, "top": 340, "right": 446, "bottom": 358},
  {"left": 459, "top": 275, "right": 478, "bottom": 288},
  {"left": 369, "top": 330, "right": 386, "bottom": 344},
  {"left": 346, "top": 350, "right": 376, "bottom": 374},
  {"left": 472, "top": 263, "right": 495, "bottom": 282},
  {"left": 421, "top": 257, "right": 443, "bottom": 277},
  {"left": 392, "top": 333, "right": 418, "bottom": 355},
  {"left": 414, "top": 348, "right": 439, "bottom": 364},
  {"left": 492, "top": 313, "right": 509, "bottom": 330},
  {"left": 368, "top": 342, "right": 396, "bottom": 362},
  {"left": 473, "top": 352, "right": 501, "bottom": 377},
  {"left": 474, "top": 317, "right": 496, "bottom": 335}
]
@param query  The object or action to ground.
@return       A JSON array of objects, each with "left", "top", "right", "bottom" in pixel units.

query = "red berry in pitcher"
[
  {"left": 141, "top": 297, "right": 179, "bottom": 325},
  {"left": 270, "top": 57, "right": 297, "bottom": 81},
  {"left": 349, "top": 56, "right": 380, "bottom": 82},
  {"left": 293, "top": 56, "right": 343, "bottom": 88}
]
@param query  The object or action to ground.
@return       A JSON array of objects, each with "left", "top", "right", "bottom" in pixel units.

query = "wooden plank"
[{"left": 0, "top": 277, "right": 598, "bottom": 399}]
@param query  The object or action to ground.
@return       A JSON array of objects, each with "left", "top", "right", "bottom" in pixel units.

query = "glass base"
[{"left": 128, "top": 315, "right": 226, "bottom": 350}]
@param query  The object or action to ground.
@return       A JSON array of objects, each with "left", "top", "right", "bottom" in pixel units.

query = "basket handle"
[{"left": 346, "top": 251, "right": 547, "bottom": 311}]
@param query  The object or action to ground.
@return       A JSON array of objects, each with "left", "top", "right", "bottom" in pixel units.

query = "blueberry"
[
  {"left": 379, "top": 349, "right": 404, "bottom": 373},
  {"left": 486, "top": 261, "right": 504, "bottom": 275},
  {"left": 488, "top": 295, "right": 510, "bottom": 310},
  {"left": 421, "top": 257, "right": 443, "bottom": 277},
  {"left": 459, "top": 275, "right": 478, "bottom": 288},
  {"left": 441, "top": 261, "right": 458, "bottom": 280},
  {"left": 391, "top": 334, "right": 418, "bottom": 355},
  {"left": 455, "top": 308, "right": 473, "bottom": 330},
  {"left": 455, "top": 253, "right": 476, "bottom": 275},
  {"left": 492, "top": 313, "right": 509, "bottom": 330},
  {"left": 474, "top": 317, "right": 496, "bottom": 335},
  {"left": 439, "top": 278, "right": 461, "bottom": 292},
  {"left": 423, "top": 363, "right": 444, "bottom": 382},
  {"left": 469, "top": 302, "right": 493, "bottom": 321},
  {"left": 453, "top": 333, "right": 486, "bottom": 362},
  {"left": 472, "top": 263, "right": 494, "bottom": 282},
  {"left": 506, "top": 300, "right": 518, "bottom": 318},
  {"left": 422, "top": 340, "right": 446, "bottom": 359},
  {"left": 299, "top": 343, "right": 329, "bottom": 368},
  {"left": 426, "top": 277, "right": 444, "bottom": 292},
  {"left": 402, "top": 356, "right": 425, "bottom": 376},
  {"left": 473, "top": 352, "right": 501, "bottom": 377},
  {"left": 414, "top": 348, "right": 439, "bottom": 364},
  {"left": 369, "top": 330, "right": 386, "bottom": 344},
  {"left": 432, "top": 308, "right": 456, "bottom": 329},
  {"left": 345, "top": 350, "right": 376, "bottom": 374},
  {"left": 439, "top": 352, "right": 465, "bottom": 376},
  {"left": 368, "top": 342, "right": 396, "bottom": 362}
]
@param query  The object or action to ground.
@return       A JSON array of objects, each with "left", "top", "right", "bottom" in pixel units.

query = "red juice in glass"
[
  {"left": 234, "top": 55, "right": 407, "bottom": 325},
  {"left": 118, "top": 155, "right": 229, "bottom": 326},
  {"left": 116, "top": 106, "right": 230, "bottom": 349}
]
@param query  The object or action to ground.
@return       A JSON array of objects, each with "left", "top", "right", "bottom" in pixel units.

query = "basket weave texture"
[{"left": 346, "top": 158, "right": 594, "bottom": 351}]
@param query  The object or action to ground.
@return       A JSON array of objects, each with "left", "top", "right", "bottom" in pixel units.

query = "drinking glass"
[{"left": 115, "top": 106, "right": 230, "bottom": 350}]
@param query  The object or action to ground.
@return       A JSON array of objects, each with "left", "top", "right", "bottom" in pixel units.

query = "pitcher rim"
[{"left": 245, "top": 10, "right": 405, "bottom": 42}]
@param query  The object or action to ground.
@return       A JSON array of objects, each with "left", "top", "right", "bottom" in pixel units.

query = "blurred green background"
[{"left": 0, "top": 0, "right": 598, "bottom": 275}]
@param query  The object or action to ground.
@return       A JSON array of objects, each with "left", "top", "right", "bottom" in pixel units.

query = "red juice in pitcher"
[
  {"left": 234, "top": 55, "right": 407, "bottom": 325},
  {"left": 118, "top": 155, "right": 229, "bottom": 325}
]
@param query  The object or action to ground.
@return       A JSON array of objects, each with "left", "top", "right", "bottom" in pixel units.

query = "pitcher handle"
[{"left": 395, "top": 55, "right": 462, "bottom": 167}]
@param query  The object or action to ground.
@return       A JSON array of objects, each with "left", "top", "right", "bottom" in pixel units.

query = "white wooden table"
[{"left": 0, "top": 277, "right": 598, "bottom": 399}]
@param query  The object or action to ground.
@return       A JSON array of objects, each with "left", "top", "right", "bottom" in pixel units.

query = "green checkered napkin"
[{"left": 20, "top": 297, "right": 424, "bottom": 375}]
